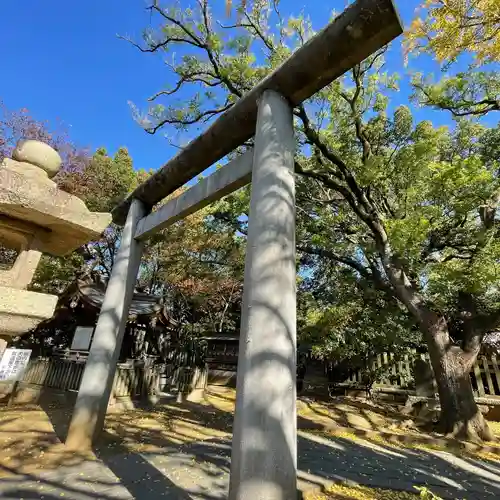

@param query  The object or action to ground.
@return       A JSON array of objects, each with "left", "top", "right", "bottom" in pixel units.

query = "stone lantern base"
[{"left": 0, "top": 286, "right": 58, "bottom": 338}]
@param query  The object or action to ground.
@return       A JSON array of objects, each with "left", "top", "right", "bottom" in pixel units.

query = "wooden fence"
[
  {"left": 21, "top": 358, "right": 161, "bottom": 400},
  {"left": 17, "top": 351, "right": 500, "bottom": 400},
  {"left": 340, "top": 351, "right": 500, "bottom": 398},
  {"left": 23, "top": 357, "right": 86, "bottom": 392},
  {"left": 18, "top": 357, "right": 208, "bottom": 401},
  {"left": 340, "top": 352, "right": 414, "bottom": 389}
]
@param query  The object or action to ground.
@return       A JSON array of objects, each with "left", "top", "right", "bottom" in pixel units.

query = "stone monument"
[
  {"left": 0, "top": 140, "right": 111, "bottom": 354},
  {"left": 414, "top": 357, "right": 436, "bottom": 398}
]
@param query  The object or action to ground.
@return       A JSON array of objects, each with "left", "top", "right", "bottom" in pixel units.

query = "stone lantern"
[{"left": 0, "top": 140, "right": 112, "bottom": 355}]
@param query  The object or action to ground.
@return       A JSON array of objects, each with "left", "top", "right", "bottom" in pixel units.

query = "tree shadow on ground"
[
  {"left": 0, "top": 400, "right": 95, "bottom": 476},
  {"left": 299, "top": 395, "right": 411, "bottom": 430},
  {"left": 2, "top": 392, "right": 500, "bottom": 499},
  {"left": 167, "top": 431, "right": 500, "bottom": 499},
  {"left": 0, "top": 403, "right": 224, "bottom": 499},
  {"left": 98, "top": 395, "right": 500, "bottom": 499},
  {"left": 0, "top": 446, "right": 222, "bottom": 500},
  {"left": 295, "top": 394, "right": 500, "bottom": 460}
]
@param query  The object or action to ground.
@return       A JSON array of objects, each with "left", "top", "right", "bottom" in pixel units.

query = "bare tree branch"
[{"left": 145, "top": 102, "right": 233, "bottom": 134}]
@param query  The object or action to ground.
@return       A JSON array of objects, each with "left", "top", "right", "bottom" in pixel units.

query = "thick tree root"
[{"left": 438, "top": 416, "right": 495, "bottom": 443}]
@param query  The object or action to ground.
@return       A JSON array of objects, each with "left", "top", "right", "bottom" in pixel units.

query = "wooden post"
[
  {"left": 482, "top": 356, "right": 495, "bottom": 395},
  {"left": 473, "top": 361, "right": 485, "bottom": 397},
  {"left": 491, "top": 355, "right": 500, "bottom": 394}
]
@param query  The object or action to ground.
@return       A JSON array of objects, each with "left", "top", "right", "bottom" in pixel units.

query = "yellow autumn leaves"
[{"left": 405, "top": 0, "right": 500, "bottom": 64}]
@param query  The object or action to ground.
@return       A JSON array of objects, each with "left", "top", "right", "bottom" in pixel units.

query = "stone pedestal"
[
  {"left": 0, "top": 337, "right": 7, "bottom": 359},
  {"left": 414, "top": 358, "right": 436, "bottom": 397}
]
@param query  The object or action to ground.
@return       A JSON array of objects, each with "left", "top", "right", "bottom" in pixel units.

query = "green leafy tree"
[
  {"left": 298, "top": 256, "right": 421, "bottom": 380},
  {"left": 411, "top": 71, "right": 500, "bottom": 118},
  {"left": 58, "top": 147, "right": 136, "bottom": 213},
  {"left": 128, "top": 0, "right": 500, "bottom": 440}
]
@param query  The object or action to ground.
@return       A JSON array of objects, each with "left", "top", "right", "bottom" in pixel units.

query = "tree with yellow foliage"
[
  {"left": 405, "top": 0, "right": 500, "bottom": 65},
  {"left": 406, "top": 1, "right": 500, "bottom": 118}
]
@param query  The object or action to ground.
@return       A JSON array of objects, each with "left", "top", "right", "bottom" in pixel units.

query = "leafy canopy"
[
  {"left": 405, "top": 0, "right": 500, "bottom": 65},
  {"left": 126, "top": 1, "right": 500, "bottom": 365}
]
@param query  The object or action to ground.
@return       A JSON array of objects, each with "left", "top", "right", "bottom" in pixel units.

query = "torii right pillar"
[{"left": 229, "top": 89, "right": 297, "bottom": 500}]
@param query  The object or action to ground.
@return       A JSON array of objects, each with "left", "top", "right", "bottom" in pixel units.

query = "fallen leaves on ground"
[
  {"left": 488, "top": 420, "right": 500, "bottom": 435},
  {"left": 304, "top": 483, "right": 418, "bottom": 499},
  {"left": 294, "top": 394, "right": 500, "bottom": 461},
  {"left": 0, "top": 405, "right": 96, "bottom": 477},
  {"left": 0, "top": 386, "right": 498, "bottom": 479}
]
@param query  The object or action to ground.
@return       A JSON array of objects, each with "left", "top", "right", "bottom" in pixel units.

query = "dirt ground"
[{"left": 1, "top": 386, "right": 499, "bottom": 498}]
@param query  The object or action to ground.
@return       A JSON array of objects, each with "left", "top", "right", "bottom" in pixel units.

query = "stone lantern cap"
[{"left": 0, "top": 140, "right": 112, "bottom": 256}]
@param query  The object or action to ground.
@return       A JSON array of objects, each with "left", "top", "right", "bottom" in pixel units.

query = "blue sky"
[{"left": 0, "top": 0, "right": 473, "bottom": 175}]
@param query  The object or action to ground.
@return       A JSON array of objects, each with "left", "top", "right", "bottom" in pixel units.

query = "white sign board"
[
  {"left": 71, "top": 326, "right": 94, "bottom": 351},
  {"left": 0, "top": 348, "right": 32, "bottom": 382}
]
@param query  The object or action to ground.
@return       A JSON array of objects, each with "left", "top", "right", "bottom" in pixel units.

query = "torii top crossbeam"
[{"left": 112, "top": 0, "right": 403, "bottom": 225}]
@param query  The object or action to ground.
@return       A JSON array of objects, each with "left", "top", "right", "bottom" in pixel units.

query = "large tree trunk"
[{"left": 424, "top": 319, "right": 494, "bottom": 442}]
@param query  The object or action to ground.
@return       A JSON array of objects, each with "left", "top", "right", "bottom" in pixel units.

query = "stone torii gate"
[{"left": 66, "top": 1, "right": 402, "bottom": 498}]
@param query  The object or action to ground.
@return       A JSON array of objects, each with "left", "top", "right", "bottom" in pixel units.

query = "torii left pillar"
[{"left": 66, "top": 199, "right": 146, "bottom": 449}]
